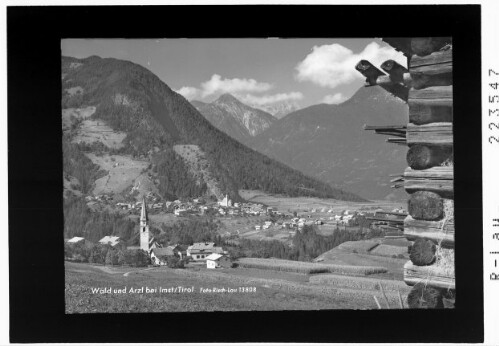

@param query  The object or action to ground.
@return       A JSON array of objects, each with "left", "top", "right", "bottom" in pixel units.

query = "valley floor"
[{"left": 239, "top": 190, "right": 403, "bottom": 214}]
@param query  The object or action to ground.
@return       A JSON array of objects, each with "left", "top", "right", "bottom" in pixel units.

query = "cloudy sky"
[{"left": 62, "top": 38, "right": 406, "bottom": 109}]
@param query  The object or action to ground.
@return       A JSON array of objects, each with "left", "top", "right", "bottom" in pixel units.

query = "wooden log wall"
[{"left": 356, "top": 37, "right": 454, "bottom": 309}]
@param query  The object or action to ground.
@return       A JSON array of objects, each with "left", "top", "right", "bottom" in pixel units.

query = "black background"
[{"left": 8, "top": 5, "right": 483, "bottom": 343}]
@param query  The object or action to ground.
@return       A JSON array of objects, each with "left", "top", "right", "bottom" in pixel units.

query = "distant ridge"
[
  {"left": 248, "top": 86, "right": 409, "bottom": 201},
  {"left": 191, "top": 93, "right": 275, "bottom": 144}
]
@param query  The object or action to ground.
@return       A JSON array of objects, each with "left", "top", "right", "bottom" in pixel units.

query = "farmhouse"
[
  {"left": 66, "top": 237, "right": 93, "bottom": 248},
  {"left": 206, "top": 253, "right": 232, "bottom": 269},
  {"left": 174, "top": 208, "right": 187, "bottom": 216},
  {"left": 152, "top": 203, "right": 163, "bottom": 209},
  {"left": 187, "top": 242, "right": 224, "bottom": 261},
  {"left": 166, "top": 244, "right": 184, "bottom": 258},
  {"left": 150, "top": 247, "right": 176, "bottom": 266},
  {"left": 66, "top": 236, "right": 85, "bottom": 244},
  {"left": 98, "top": 236, "right": 123, "bottom": 247}
]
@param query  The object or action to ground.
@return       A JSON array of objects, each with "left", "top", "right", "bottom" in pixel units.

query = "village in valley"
[
  {"left": 66, "top": 190, "right": 408, "bottom": 269},
  {"left": 65, "top": 186, "right": 416, "bottom": 312}
]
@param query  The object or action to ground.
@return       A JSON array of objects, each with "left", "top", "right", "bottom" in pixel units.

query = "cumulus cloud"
[
  {"left": 200, "top": 74, "right": 273, "bottom": 97},
  {"left": 175, "top": 86, "right": 200, "bottom": 100},
  {"left": 321, "top": 93, "right": 347, "bottom": 104},
  {"left": 295, "top": 41, "right": 406, "bottom": 89},
  {"left": 175, "top": 74, "right": 303, "bottom": 107},
  {"left": 238, "top": 92, "right": 304, "bottom": 106},
  {"left": 175, "top": 74, "right": 274, "bottom": 101}
]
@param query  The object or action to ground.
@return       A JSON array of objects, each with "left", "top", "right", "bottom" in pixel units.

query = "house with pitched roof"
[
  {"left": 206, "top": 253, "right": 232, "bottom": 269},
  {"left": 98, "top": 235, "right": 123, "bottom": 248},
  {"left": 150, "top": 247, "right": 175, "bottom": 266},
  {"left": 66, "top": 236, "right": 93, "bottom": 248},
  {"left": 187, "top": 242, "right": 224, "bottom": 261}
]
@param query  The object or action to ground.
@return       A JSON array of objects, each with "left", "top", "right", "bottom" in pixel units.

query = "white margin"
[{"left": 2, "top": 1, "right": 499, "bottom": 345}]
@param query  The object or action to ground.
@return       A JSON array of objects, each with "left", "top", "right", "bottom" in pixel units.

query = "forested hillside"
[{"left": 62, "top": 55, "right": 365, "bottom": 201}]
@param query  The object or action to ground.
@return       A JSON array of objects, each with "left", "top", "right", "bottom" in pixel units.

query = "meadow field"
[
  {"left": 65, "top": 260, "right": 409, "bottom": 313},
  {"left": 238, "top": 190, "right": 403, "bottom": 214}
]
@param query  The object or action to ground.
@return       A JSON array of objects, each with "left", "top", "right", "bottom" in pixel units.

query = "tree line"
[
  {"left": 153, "top": 218, "right": 223, "bottom": 247},
  {"left": 225, "top": 225, "right": 384, "bottom": 262},
  {"left": 65, "top": 242, "right": 149, "bottom": 267},
  {"left": 64, "top": 195, "right": 136, "bottom": 242}
]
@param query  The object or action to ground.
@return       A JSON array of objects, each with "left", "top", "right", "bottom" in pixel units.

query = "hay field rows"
[
  {"left": 309, "top": 274, "right": 410, "bottom": 293},
  {"left": 338, "top": 240, "right": 381, "bottom": 253},
  {"left": 65, "top": 262, "right": 405, "bottom": 312},
  {"left": 237, "top": 258, "right": 388, "bottom": 275},
  {"left": 73, "top": 119, "right": 127, "bottom": 149}
]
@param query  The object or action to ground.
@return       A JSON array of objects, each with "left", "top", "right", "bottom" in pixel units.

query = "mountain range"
[
  {"left": 254, "top": 101, "right": 301, "bottom": 119},
  {"left": 191, "top": 94, "right": 275, "bottom": 145},
  {"left": 61, "top": 55, "right": 365, "bottom": 202},
  {"left": 247, "top": 86, "right": 409, "bottom": 201}
]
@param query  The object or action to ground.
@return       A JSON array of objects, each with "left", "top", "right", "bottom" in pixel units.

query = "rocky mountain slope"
[
  {"left": 191, "top": 93, "right": 275, "bottom": 144},
  {"left": 256, "top": 101, "right": 300, "bottom": 119}
]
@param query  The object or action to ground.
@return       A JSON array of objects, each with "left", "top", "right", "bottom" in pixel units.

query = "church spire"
[
  {"left": 140, "top": 196, "right": 150, "bottom": 252},
  {"left": 140, "top": 196, "right": 148, "bottom": 223}
]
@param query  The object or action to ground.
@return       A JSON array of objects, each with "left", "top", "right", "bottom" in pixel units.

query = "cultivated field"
[
  {"left": 73, "top": 119, "right": 127, "bottom": 149},
  {"left": 62, "top": 106, "right": 126, "bottom": 149},
  {"left": 309, "top": 274, "right": 410, "bottom": 294},
  {"left": 217, "top": 216, "right": 295, "bottom": 241},
  {"left": 62, "top": 107, "right": 96, "bottom": 132},
  {"left": 338, "top": 240, "right": 381, "bottom": 253},
  {"left": 239, "top": 190, "right": 402, "bottom": 214},
  {"left": 85, "top": 154, "right": 150, "bottom": 196},
  {"left": 314, "top": 242, "right": 410, "bottom": 281},
  {"left": 237, "top": 258, "right": 388, "bottom": 275},
  {"left": 370, "top": 244, "right": 410, "bottom": 258},
  {"left": 65, "top": 261, "right": 408, "bottom": 313}
]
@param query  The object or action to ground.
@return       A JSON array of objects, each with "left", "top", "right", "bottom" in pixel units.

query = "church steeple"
[
  {"left": 140, "top": 197, "right": 150, "bottom": 252},
  {"left": 140, "top": 196, "right": 148, "bottom": 226}
]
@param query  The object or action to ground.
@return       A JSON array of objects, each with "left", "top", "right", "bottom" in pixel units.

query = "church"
[
  {"left": 139, "top": 197, "right": 158, "bottom": 253},
  {"left": 218, "top": 194, "right": 232, "bottom": 208}
]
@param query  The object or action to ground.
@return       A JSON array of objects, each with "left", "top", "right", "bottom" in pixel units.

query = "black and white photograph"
[
  {"left": 7, "top": 3, "right": 491, "bottom": 343},
  {"left": 61, "top": 37, "right": 455, "bottom": 312}
]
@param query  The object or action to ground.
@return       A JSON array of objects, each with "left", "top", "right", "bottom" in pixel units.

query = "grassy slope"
[{"left": 66, "top": 262, "right": 375, "bottom": 312}]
